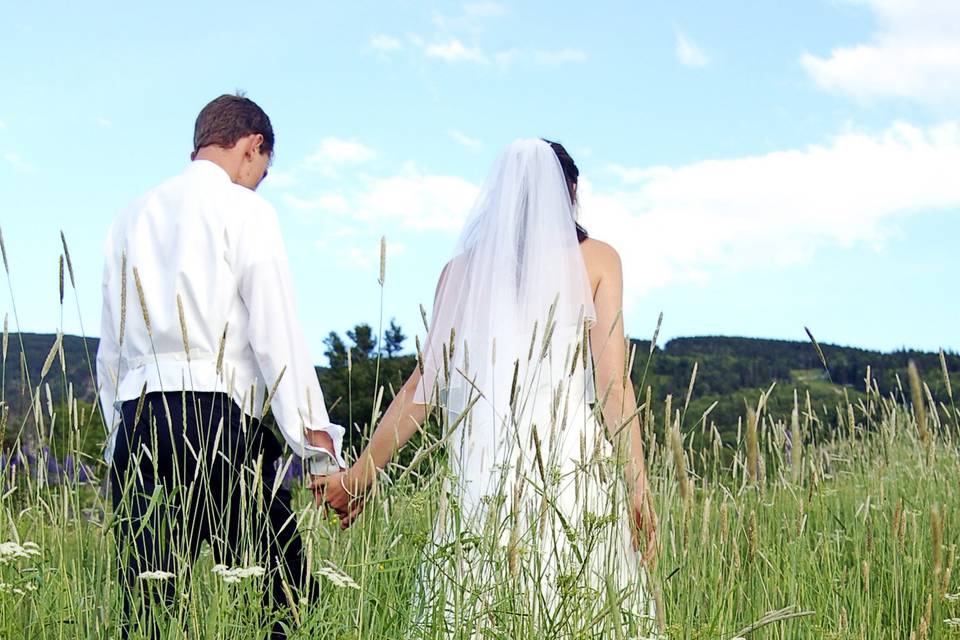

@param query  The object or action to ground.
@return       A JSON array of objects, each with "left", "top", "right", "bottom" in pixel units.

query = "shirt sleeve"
[
  {"left": 96, "top": 236, "right": 123, "bottom": 452},
  {"left": 232, "top": 199, "right": 346, "bottom": 468}
]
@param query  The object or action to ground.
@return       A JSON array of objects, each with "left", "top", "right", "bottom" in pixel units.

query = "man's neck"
[{"left": 193, "top": 148, "right": 240, "bottom": 183}]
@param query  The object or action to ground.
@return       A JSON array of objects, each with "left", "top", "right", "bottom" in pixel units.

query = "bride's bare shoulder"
[{"left": 580, "top": 237, "right": 622, "bottom": 272}]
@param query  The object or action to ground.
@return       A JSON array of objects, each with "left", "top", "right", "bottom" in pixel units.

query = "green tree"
[
  {"left": 323, "top": 332, "right": 347, "bottom": 368},
  {"left": 347, "top": 324, "right": 377, "bottom": 362},
  {"left": 383, "top": 319, "right": 407, "bottom": 358}
]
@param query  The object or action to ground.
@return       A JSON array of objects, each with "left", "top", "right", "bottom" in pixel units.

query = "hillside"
[
  {"left": 630, "top": 335, "right": 958, "bottom": 441},
  {"left": 1, "top": 331, "right": 956, "bottom": 452}
]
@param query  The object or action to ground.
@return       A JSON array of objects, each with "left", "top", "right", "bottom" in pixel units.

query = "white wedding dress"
[{"left": 411, "top": 140, "right": 659, "bottom": 638}]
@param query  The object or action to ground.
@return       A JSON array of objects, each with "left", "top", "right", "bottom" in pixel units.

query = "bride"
[{"left": 319, "top": 138, "right": 660, "bottom": 637}]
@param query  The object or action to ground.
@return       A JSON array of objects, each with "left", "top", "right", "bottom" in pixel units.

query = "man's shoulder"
[
  {"left": 229, "top": 182, "right": 276, "bottom": 216},
  {"left": 121, "top": 164, "right": 277, "bottom": 221}
]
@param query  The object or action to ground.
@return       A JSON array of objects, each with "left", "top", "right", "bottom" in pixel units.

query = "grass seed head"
[
  {"left": 176, "top": 294, "right": 190, "bottom": 360},
  {"left": 378, "top": 235, "right": 386, "bottom": 286},
  {"left": 133, "top": 265, "right": 151, "bottom": 338},
  {"left": 932, "top": 504, "right": 944, "bottom": 577},
  {"left": 908, "top": 360, "right": 929, "bottom": 443},
  {"left": 0, "top": 226, "right": 8, "bottom": 275},
  {"left": 58, "top": 255, "right": 64, "bottom": 305},
  {"left": 59, "top": 231, "right": 75, "bottom": 288}
]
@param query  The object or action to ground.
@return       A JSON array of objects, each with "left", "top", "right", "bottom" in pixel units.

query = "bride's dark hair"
[{"left": 543, "top": 139, "right": 588, "bottom": 243}]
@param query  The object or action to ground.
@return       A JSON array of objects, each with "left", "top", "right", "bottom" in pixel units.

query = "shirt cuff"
[{"left": 303, "top": 422, "right": 347, "bottom": 471}]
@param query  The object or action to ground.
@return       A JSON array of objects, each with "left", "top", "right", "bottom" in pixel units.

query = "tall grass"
[{"left": 0, "top": 230, "right": 958, "bottom": 639}]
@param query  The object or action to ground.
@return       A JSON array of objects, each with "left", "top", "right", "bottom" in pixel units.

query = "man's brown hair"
[{"left": 193, "top": 93, "right": 274, "bottom": 157}]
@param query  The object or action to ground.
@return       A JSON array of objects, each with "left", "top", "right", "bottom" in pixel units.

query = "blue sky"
[{"left": 1, "top": 0, "right": 958, "bottom": 364}]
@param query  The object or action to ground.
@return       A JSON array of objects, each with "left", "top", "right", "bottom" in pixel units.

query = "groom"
[{"left": 96, "top": 93, "right": 345, "bottom": 638}]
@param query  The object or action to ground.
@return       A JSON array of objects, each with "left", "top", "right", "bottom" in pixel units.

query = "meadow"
[{"left": 0, "top": 232, "right": 958, "bottom": 639}]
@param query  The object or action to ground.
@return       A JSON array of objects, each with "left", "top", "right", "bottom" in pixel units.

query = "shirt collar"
[{"left": 187, "top": 159, "right": 232, "bottom": 183}]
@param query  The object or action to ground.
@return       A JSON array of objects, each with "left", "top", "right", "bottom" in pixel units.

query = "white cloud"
[
  {"left": 305, "top": 138, "right": 376, "bottom": 172},
  {"left": 675, "top": 32, "right": 710, "bottom": 68},
  {"left": 424, "top": 39, "right": 488, "bottom": 64},
  {"left": 463, "top": 2, "right": 507, "bottom": 18},
  {"left": 283, "top": 193, "right": 351, "bottom": 215},
  {"left": 4, "top": 152, "right": 37, "bottom": 174},
  {"left": 283, "top": 162, "right": 479, "bottom": 230},
  {"left": 802, "top": 0, "right": 960, "bottom": 104},
  {"left": 584, "top": 121, "right": 960, "bottom": 304},
  {"left": 354, "top": 164, "right": 480, "bottom": 229},
  {"left": 534, "top": 48, "right": 588, "bottom": 65},
  {"left": 406, "top": 31, "right": 585, "bottom": 68},
  {"left": 494, "top": 48, "right": 521, "bottom": 67},
  {"left": 493, "top": 47, "right": 588, "bottom": 68},
  {"left": 96, "top": 117, "right": 112, "bottom": 128},
  {"left": 336, "top": 246, "right": 377, "bottom": 270},
  {"left": 370, "top": 34, "right": 403, "bottom": 53},
  {"left": 448, "top": 130, "right": 483, "bottom": 149},
  {"left": 0, "top": 120, "right": 7, "bottom": 130},
  {"left": 264, "top": 169, "right": 297, "bottom": 188},
  {"left": 335, "top": 242, "right": 408, "bottom": 271}
]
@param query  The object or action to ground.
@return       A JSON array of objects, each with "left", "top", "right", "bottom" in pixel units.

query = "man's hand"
[{"left": 311, "top": 470, "right": 367, "bottom": 529}]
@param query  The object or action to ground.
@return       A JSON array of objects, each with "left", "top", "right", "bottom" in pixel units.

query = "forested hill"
[
  {"left": 633, "top": 335, "right": 954, "bottom": 397},
  {"left": 628, "top": 335, "right": 957, "bottom": 440},
  {"left": 1, "top": 330, "right": 956, "bottom": 450}
]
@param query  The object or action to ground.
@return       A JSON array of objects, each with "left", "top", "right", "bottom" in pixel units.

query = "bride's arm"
[
  {"left": 319, "top": 266, "right": 451, "bottom": 522},
  {"left": 589, "top": 246, "right": 653, "bottom": 531},
  {"left": 345, "top": 370, "right": 427, "bottom": 492},
  {"left": 315, "top": 369, "right": 427, "bottom": 526}
]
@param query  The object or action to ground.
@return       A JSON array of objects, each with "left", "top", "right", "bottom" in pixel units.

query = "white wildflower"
[
  {"left": 0, "top": 542, "right": 41, "bottom": 563},
  {"left": 315, "top": 565, "right": 360, "bottom": 590},
  {"left": 945, "top": 618, "right": 960, "bottom": 627},
  {"left": 137, "top": 570, "right": 175, "bottom": 581},
  {"left": 0, "top": 580, "right": 36, "bottom": 597},
  {"left": 212, "top": 565, "right": 265, "bottom": 583},
  {"left": 233, "top": 566, "right": 265, "bottom": 578},
  {"left": 945, "top": 593, "right": 960, "bottom": 602}
]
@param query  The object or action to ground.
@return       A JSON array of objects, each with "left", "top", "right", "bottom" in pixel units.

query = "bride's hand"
[
  {"left": 631, "top": 486, "right": 658, "bottom": 565},
  {"left": 312, "top": 468, "right": 367, "bottom": 528}
]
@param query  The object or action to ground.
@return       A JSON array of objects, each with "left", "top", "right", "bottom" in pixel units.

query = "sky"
[{"left": 1, "top": 0, "right": 958, "bottom": 365}]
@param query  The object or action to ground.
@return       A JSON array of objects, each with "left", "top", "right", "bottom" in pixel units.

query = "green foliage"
[
  {"left": 1, "top": 332, "right": 100, "bottom": 445},
  {"left": 322, "top": 332, "right": 347, "bottom": 369},
  {"left": 629, "top": 335, "right": 959, "bottom": 448},
  {"left": 317, "top": 323, "right": 420, "bottom": 458},
  {"left": 346, "top": 323, "right": 377, "bottom": 362},
  {"left": 383, "top": 318, "right": 406, "bottom": 358},
  {"left": 1, "top": 381, "right": 959, "bottom": 637}
]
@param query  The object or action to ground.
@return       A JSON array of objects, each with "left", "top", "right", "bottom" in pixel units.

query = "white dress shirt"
[{"left": 96, "top": 160, "right": 345, "bottom": 472}]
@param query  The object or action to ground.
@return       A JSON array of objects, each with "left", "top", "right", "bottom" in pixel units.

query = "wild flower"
[
  {"left": 137, "top": 570, "right": 175, "bottom": 581},
  {"left": 315, "top": 565, "right": 360, "bottom": 590},
  {"left": 0, "top": 542, "right": 40, "bottom": 563},
  {"left": 212, "top": 564, "right": 266, "bottom": 583}
]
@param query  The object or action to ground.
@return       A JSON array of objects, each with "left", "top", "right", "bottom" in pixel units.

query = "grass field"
[
  {"left": 1, "top": 352, "right": 957, "bottom": 638},
  {"left": 1, "top": 234, "right": 958, "bottom": 638}
]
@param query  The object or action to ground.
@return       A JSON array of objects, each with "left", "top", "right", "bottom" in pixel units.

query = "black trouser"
[{"left": 111, "top": 391, "right": 310, "bottom": 639}]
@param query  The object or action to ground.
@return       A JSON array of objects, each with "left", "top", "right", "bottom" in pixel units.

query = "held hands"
[
  {"left": 631, "top": 484, "right": 658, "bottom": 565},
  {"left": 310, "top": 467, "right": 369, "bottom": 530}
]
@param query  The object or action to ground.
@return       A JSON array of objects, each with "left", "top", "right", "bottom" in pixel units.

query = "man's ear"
[{"left": 243, "top": 133, "right": 265, "bottom": 159}]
